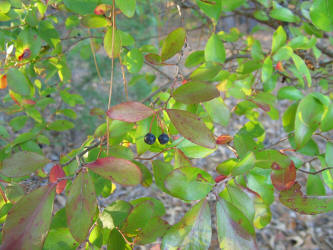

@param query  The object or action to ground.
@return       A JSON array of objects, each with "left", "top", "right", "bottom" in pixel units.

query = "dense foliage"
[{"left": 0, "top": 0, "right": 332, "bottom": 249}]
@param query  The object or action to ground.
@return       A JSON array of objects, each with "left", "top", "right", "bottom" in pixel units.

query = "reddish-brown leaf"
[
  {"left": 86, "top": 157, "right": 142, "bottom": 186},
  {"left": 215, "top": 175, "right": 227, "bottom": 183},
  {"left": 166, "top": 109, "right": 216, "bottom": 149},
  {"left": 94, "top": 4, "right": 108, "bottom": 15},
  {"left": 280, "top": 182, "right": 333, "bottom": 214},
  {"left": 18, "top": 48, "right": 31, "bottom": 61},
  {"left": 106, "top": 102, "right": 154, "bottom": 123},
  {"left": 216, "top": 135, "right": 233, "bottom": 145},
  {"left": 66, "top": 171, "right": 96, "bottom": 243},
  {"left": 145, "top": 53, "right": 162, "bottom": 65},
  {"left": 1, "top": 184, "right": 56, "bottom": 249},
  {"left": 49, "top": 165, "right": 67, "bottom": 194},
  {"left": 271, "top": 160, "right": 296, "bottom": 191}
]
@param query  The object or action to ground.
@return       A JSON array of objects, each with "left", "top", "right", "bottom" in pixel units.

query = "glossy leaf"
[
  {"left": 176, "top": 139, "right": 216, "bottom": 158},
  {"left": 1, "top": 184, "right": 56, "bottom": 249},
  {"left": 310, "top": 0, "right": 333, "bottom": 31},
  {"left": 173, "top": 81, "right": 219, "bottom": 104},
  {"left": 104, "top": 27, "right": 121, "bottom": 58},
  {"left": 1, "top": 151, "right": 49, "bottom": 177},
  {"left": 49, "top": 164, "right": 67, "bottom": 194},
  {"left": 261, "top": 56, "right": 272, "bottom": 83},
  {"left": 196, "top": 0, "right": 222, "bottom": 21},
  {"left": 271, "top": 160, "right": 296, "bottom": 191},
  {"left": 64, "top": 0, "right": 99, "bottom": 14},
  {"left": 162, "top": 199, "right": 211, "bottom": 250},
  {"left": 255, "top": 149, "right": 291, "bottom": 169},
  {"left": 306, "top": 168, "right": 326, "bottom": 196},
  {"left": 204, "top": 97, "right": 230, "bottom": 127},
  {"left": 6, "top": 68, "right": 30, "bottom": 96},
  {"left": 153, "top": 160, "right": 176, "bottom": 194},
  {"left": 295, "top": 95, "right": 324, "bottom": 149},
  {"left": 100, "top": 200, "right": 132, "bottom": 230},
  {"left": 116, "top": 0, "right": 136, "bottom": 17},
  {"left": 135, "top": 216, "right": 169, "bottom": 245},
  {"left": 280, "top": 182, "right": 333, "bottom": 214},
  {"left": 321, "top": 103, "right": 333, "bottom": 131},
  {"left": 277, "top": 86, "right": 304, "bottom": 101},
  {"left": 216, "top": 198, "right": 257, "bottom": 250},
  {"left": 66, "top": 171, "right": 97, "bottom": 243},
  {"left": 107, "top": 102, "right": 154, "bottom": 123},
  {"left": 161, "top": 28, "right": 186, "bottom": 61},
  {"left": 232, "top": 152, "right": 255, "bottom": 176},
  {"left": 125, "top": 48, "right": 144, "bottom": 74},
  {"left": 164, "top": 167, "right": 214, "bottom": 200},
  {"left": 167, "top": 109, "right": 216, "bottom": 149},
  {"left": 47, "top": 120, "right": 74, "bottom": 131},
  {"left": 291, "top": 53, "right": 312, "bottom": 87},
  {"left": 205, "top": 34, "right": 225, "bottom": 63},
  {"left": 108, "top": 228, "right": 131, "bottom": 250},
  {"left": 270, "top": 3, "right": 300, "bottom": 22},
  {"left": 271, "top": 26, "right": 286, "bottom": 54},
  {"left": 86, "top": 157, "right": 142, "bottom": 186},
  {"left": 81, "top": 15, "right": 109, "bottom": 28}
]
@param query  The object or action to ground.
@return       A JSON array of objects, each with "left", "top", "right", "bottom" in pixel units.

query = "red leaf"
[
  {"left": 216, "top": 135, "right": 233, "bottom": 145},
  {"left": 21, "top": 99, "right": 36, "bottom": 105},
  {"left": 271, "top": 160, "right": 296, "bottom": 191},
  {"left": 86, "top": 157, "right": 142, "bottom": 186},
  {"left": 275, "top": 61, "right": 284, "bottom": 72},
  {"left": 0, "top": 75, "right": 7, "bottom": 89},
  {"left": 1, "top": 184, "right": 56, "bottom": 249},
  {"left": 49, "top": 165, "right": 67, "bottom": 194},
  {"left": 18, "top": 48, "right": 31, "bottom": 61},
  {"left": 106, "top": 102, "right": 154, "bottom": 123},
  {"left": 215, "top": 175, "right": 227, "bottom": 183}
]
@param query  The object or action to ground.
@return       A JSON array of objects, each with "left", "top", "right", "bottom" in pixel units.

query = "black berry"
[
  {"left": 158, "top": 133, "right": 169, "bottom": 144},
  {"left": 144, "top": 133, "right": 156, "bottom": 145}
]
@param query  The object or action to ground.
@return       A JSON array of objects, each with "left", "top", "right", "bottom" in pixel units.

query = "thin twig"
[
  {"left": 119, "top": 56, "right": 129, "bottom": 100},
  {"left": 298, "top": 167, "right": 333, "bottom": 175},
  {"left": 88, "top": 29, "right": 104, "bottom": 84}
]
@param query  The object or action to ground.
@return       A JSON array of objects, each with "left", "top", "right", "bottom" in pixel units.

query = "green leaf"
[
  {"left": 1, "top": 184, "right": 55, "bottom": 249},
  {"left": 310, "top": 0, "right": 333, "bottom": 31},
  {"left": 216, "top": 158, "right": 237, "bottom": 176},
  {"left": 196, "top": 0, "right": 222, "bottom": 21},
  {"left": 277, "top": 86, "right": 304, "bottom": 101},
  {"left": 44, "top": 228, "right": 79, "bottom": 250},
  {"left": 6, "top": 68, "right": 30, "bottom": 96},
  {"left": 270, "top": 2, "right": 300, "bottom": 22},
  {"left": 261, "top": 56, "right": 272, "bottom": 83},
  {"left": 135, "top": 216, "right": 169, "bottom": 245},
  {"left": 173, "top": 81, "right": 219, "bottom": 104},
  {"left": 108, "top": 228, "right": 131, "bottom": 250},
  {"left": 125, "top": 48, "right": 144, "bottom": 74},
  {"left": 130, "top": 197, "right": 166, "bottom": 217},
  {"left": 64, "top": 0, "right": 99, "bottom": 14},
  {"left": 0, "top": 1, "right": 11, "bottom": 14},
  {"left": 133, "top": 161, "right": 152, "bottom": 187},
  {"left": 176, "top": 139, "right": 216, "bottom": 158},
  {"left": 47, "top": 120, "right": 74, "bottom": 131},
  {"left": 115, "top": 0, "right": 136, "bottom": 17},
  {"left": 119, "top": 30, "right": 135, "bottom": 46},
  {"left": 221, "top": 0, "right": 245, "bottom": 11},
  {"left": 81, "top": 15, "right": 110, "bottom": 28},
  {"left": 66, "top": 171, "right": 97, "bottom": 243},
  {"left": 104, "top": 28, "right": 122, "bottom": 58},
  {"left": 1, "top": 151, "right": 49, "bottom": 177},
  {"left": 271, "top": 26, "right": 287, "bottom": 54},
  {"left": 321, "top": 102, "right": 333, "bottom": 132},
  {"left": 107, "top": 102, "right": 154, "bottom": 123},
  {"left": 216, "top": 198, "right": 256, "bottom": 250},
  {"left": 86, "top": 157, "right": 142, "bottom": 186},
  {"left": 326, "top": 142, "right": 333, "bottom": 166},
  {"left": 185, "top": 50, "right": 205, "bottom": 68},
  {"left": 205, "top": 34, "right": 226, "bottom": 63},
  {"left": 282, "top": 102, "right": 298, "bottom": 132},
  {"left": 167, "top": 109, "right": 216, "bottom": 149},
  {"left": 9, "top": 116, "right": 27, "bottom": 131},
  {"left": 164, "top": 167, "right": 214, "bottom": 200},
  {"left": 280, "top": 182, "right": 333, "bottom": 214},
  {"left": 204, "top": 97, "right": 230, "bottom": 127},
  {"left": 38, "top": 20, "right": 60, "bottom": 48},
  {"left": 161, "top": 28, "right": 186, "bottom": 61},
  {"left": 152, "top": 160, "right": 175, "bottom": 194},
  {"left": 190, "top": 63, "right": 221, "bottom": 81},
  {"left": 162, "top": 199, "right": 211, "bottom": 249},
  {"left": 291, "top": 53, "right": 312, "bottom": 87},
  {"left": 255, "top": 149, "right": 291, "bottom": 169},
  {"left": 295, "top": 95, "right": 324, "bottom": 148},
  {"left": 232, "top": 152, "right": 255, "bottom": 176},
  {"left": 100, "top": 200, "right": 132, "bottom": 230},
  {"left": 306, "top": 168, "right": 326, "bottom": 196}
]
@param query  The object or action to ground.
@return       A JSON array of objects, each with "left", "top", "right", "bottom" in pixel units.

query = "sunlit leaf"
[
  {"left": 115, "top": 0, "right": 136, "bottom": 17},
  {"left": 49, "top": 164, "right": 67, "bottom": 194},
  {"left": 107, "top": 102, "right": 154, "bottom": 123},
  {"left": 161, "top": 28, "right": 186, "bottom": 61},
  {"left": 167, "top": 109, "right": 216, "bottom": 149},
  {"left": 205, "top": 34, "right": 226, "bottom": 63},
  {"left": 164, "top": 167, "right": 214, "bottom": 200},
  {"left": 86, "top": 157, "right": 142, "bottom": 186}
]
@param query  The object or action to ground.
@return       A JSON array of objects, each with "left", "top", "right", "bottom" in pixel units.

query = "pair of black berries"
[{"left": 144, "top": 133, "right": 169, "bottom": 145}]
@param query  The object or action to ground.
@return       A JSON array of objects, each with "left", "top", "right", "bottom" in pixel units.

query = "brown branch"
[{"left": 298, "top": 167, "right": 333, "bottom": 175}]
